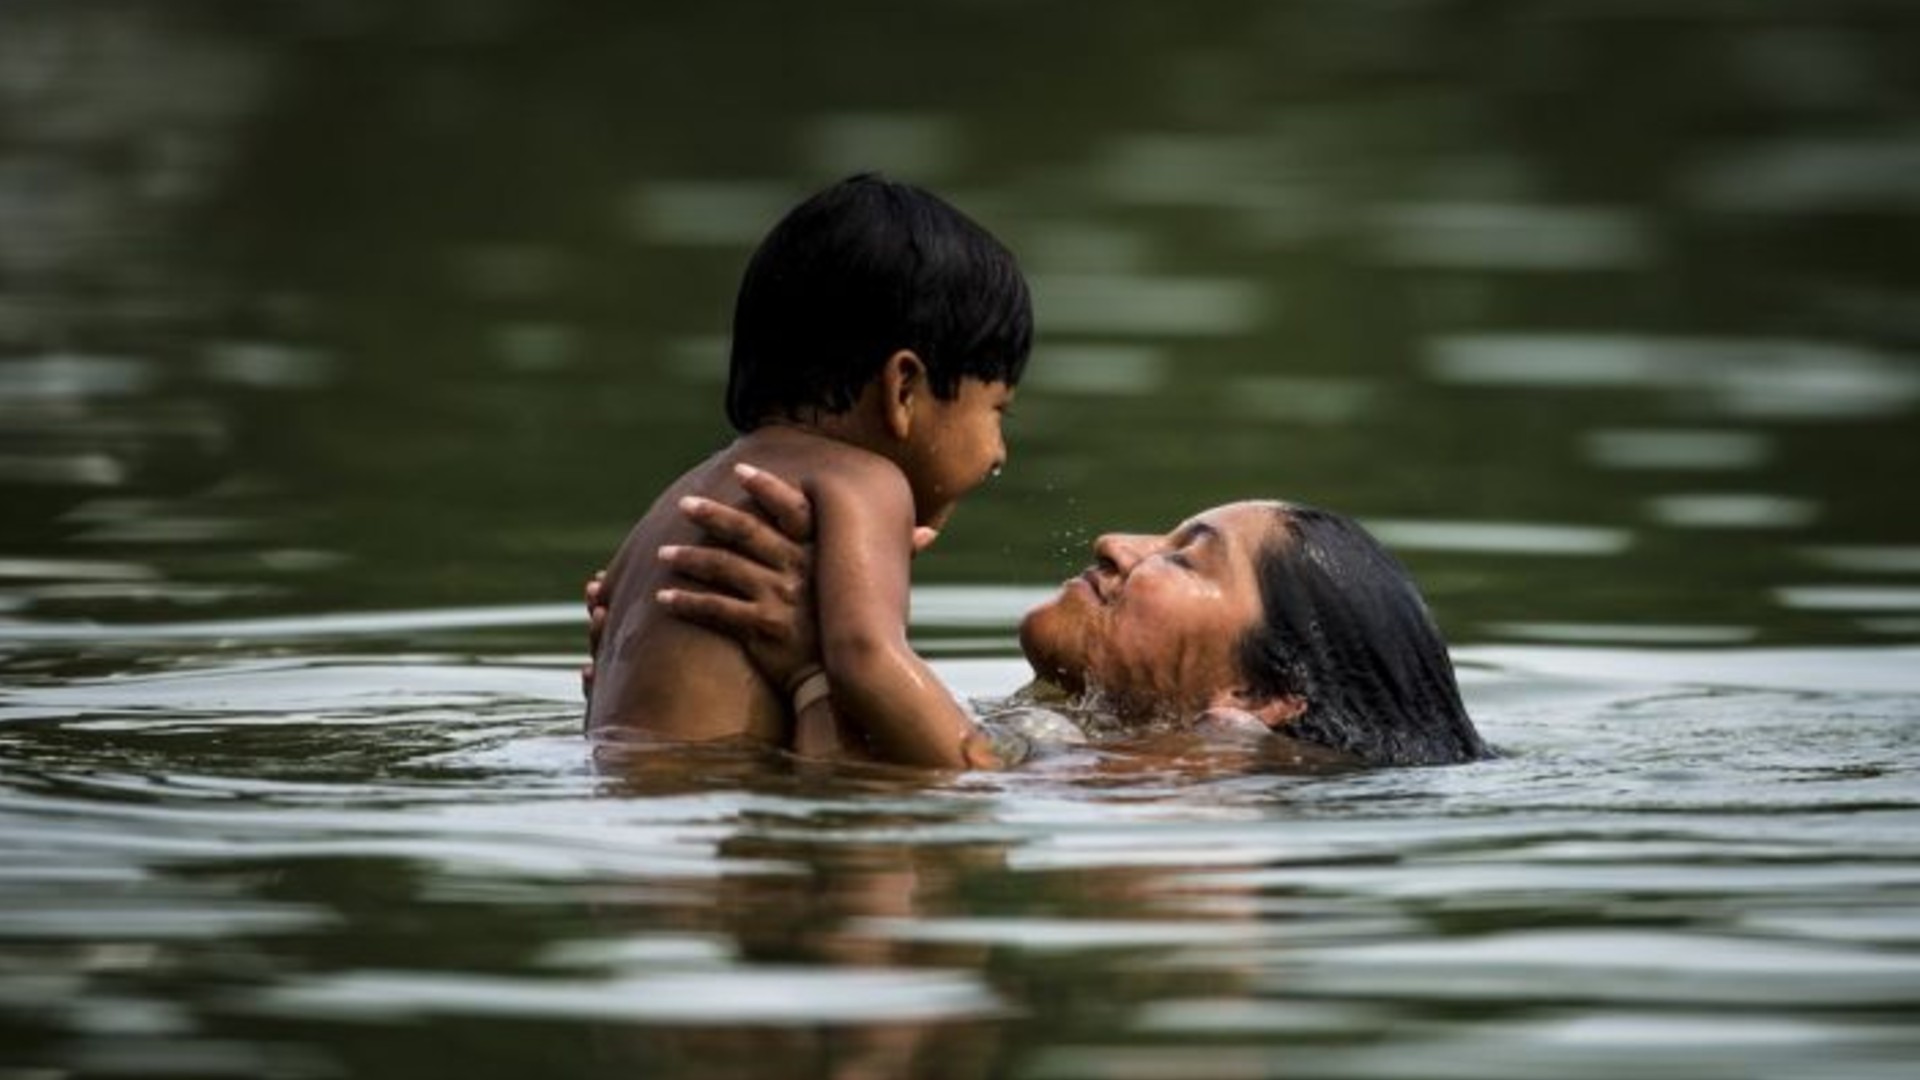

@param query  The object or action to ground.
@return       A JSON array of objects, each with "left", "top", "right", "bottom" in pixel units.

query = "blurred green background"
[{"left": 3, "top": 0, "right": 1918, "bottom": 644}]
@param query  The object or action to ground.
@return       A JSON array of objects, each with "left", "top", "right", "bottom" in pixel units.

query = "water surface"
[{"left": 4, "top": 609, "right": 1918, "bottom": 1078}]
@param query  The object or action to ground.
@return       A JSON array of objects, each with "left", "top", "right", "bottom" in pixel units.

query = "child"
[{"left": 586, "top": 174, "right": 1032, "bottom": 767}]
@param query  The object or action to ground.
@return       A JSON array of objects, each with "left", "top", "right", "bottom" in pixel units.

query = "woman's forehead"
[{"left": 1175, "top": 501, "right": 1288, "bottom": 547}]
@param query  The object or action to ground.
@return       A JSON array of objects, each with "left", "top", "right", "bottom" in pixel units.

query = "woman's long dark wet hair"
[{"left": 1237, "top": 504, "right": 1488, "bottom": 766}]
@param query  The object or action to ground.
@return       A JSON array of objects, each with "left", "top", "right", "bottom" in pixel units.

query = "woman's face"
[{"left": 1018, "top": 501, "right": 1285, "bottom": 714}]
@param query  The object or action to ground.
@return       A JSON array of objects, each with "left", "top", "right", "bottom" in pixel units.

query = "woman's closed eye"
[{"left": 1161, "top": 523, "right": 1219, "bottom": 570}]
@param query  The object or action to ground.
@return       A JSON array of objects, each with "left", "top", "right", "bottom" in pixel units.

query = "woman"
[{"left": 591, "top": 468, "right": 1487, "bottom": 768}]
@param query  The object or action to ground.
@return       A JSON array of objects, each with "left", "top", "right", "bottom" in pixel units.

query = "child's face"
[{"left": 900, "top": 378, "right": 1014, "bottom": 528}]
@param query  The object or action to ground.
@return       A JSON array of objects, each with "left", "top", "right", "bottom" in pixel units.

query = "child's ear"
[{"left": 879, "top": 350, "right": 925, "bottom": 441}]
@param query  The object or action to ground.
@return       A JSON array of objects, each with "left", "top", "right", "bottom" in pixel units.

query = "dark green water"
[{"left": 3, "top": 2, "right": 1919, "bottom": 1077}]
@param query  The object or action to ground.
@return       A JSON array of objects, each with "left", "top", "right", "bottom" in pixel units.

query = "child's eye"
[{"left": 1164, "top": 551, "right": 1194, "bottom": 569}]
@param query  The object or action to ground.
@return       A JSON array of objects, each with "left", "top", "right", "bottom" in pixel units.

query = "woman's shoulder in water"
[{"left": 969, "top": 684, "right": 1092, "bottom": 766}]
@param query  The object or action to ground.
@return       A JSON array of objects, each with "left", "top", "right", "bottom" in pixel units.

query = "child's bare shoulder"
[{"left": 736, "top": 429, "right": 911, "bottom": 505}]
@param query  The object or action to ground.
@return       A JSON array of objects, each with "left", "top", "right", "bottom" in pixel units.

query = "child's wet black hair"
[
  {"left": 1238, "top": 505, "right": 1489, "bottom": 766},
  {"left": 725, "top": 173, "right": 1033, "bottom": 432}
]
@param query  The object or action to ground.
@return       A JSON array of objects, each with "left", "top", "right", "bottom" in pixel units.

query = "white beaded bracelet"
[{"left": 791, "top": 669, "right": 831, "bottom": 715}]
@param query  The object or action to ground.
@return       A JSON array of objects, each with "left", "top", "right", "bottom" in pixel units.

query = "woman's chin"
[{"left": 1018, "top": 591, "right": 1092, "bottom": 693}]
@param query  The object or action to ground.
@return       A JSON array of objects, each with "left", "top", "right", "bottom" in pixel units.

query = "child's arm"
[{"left": 805, "top": 461, "right": 992, "bottom": 769}]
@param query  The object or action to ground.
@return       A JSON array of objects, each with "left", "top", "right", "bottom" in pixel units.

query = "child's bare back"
[{"left": 586, "top": 427, "right": 905, "bottom": 743}]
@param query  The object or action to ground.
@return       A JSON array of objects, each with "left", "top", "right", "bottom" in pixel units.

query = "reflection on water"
[
  {"left": 1647, "top": 492, "right": 1821, "bottom": 530},
  {"left": 1776, "top": 585, "right": 1920, "bottom": 614},
  {"left": 1803, "top": 545, "right": 1920, "bottom": 574},
  {"left": 1427, "top": 335, "right": 1920, "bottom": 421},
  {"left": 4, "top": 1, "right": 1920, "bottom": 1077},
  {"left": 1584, "top": 429, "right": 1772, "bottom": 472},
  {"left": 627, "top": 181, "right": 805, "bottom": 248},
  {"left": 1023, "top": 343, "right": 1168, "bottom": 397},
  {"left": 260, "top": 968, "right": 1004, "bottom": 1026},
  {"left": 1688, "top": 131, "right": 1920, "bottom": 214},
  {"left": 1031, "top": 273, "right": 1264, "bottom": 337},
  {"left": 2, "top": 617, "right": 1917, "bottom": 1079},
  {"left": 1487, "top": 621, "right": 1756, "bottom": 646},
  {"left": 1369, "top": 200, "right": 1653, "bottom": 271},
  {"left": 1363, "top": 519, "right": 1631, "bottom": 557}
]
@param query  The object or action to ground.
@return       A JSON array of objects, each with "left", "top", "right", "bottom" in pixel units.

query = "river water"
[{"left": 3, "top": 2, "right": 1918, "bottom": 1077}]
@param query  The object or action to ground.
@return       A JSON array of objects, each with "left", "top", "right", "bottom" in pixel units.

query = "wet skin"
[
  {"left": 1019, "top": 501, "right": 1295, "bottom": 721},
  {"left": 591, "top": 490, "right": 1311, "bottom": 742},
  {"left": 589, "top": 500, "right": 1294, "bottom": 724},
  {"left": 588, "top": 356, "right": 1014, "bottom": 768}
]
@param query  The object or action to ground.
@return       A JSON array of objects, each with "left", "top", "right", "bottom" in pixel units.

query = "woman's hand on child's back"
[
  {"left": 583, "top": 462, "right": 937, "bottom": 702},
  {"left": 657, "top": 464, "right": 824, "bottom": 691}
]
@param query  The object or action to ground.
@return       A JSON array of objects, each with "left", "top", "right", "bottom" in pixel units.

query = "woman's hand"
[
  {"left": 655, "top": 464, "right": 824, "bottom": 692},
  {"left": 581, "top": 462, "right": 938, "bottom": 701},
  {"left": 583, "top": 570, "right": 607, "bottom": 702}
]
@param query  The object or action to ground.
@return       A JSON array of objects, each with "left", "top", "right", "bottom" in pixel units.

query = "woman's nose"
[{"left": 1093, "top": 533, "right": 1153, "bottom": 574}]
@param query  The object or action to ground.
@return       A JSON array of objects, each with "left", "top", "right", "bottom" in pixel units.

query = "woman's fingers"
[
  {"left": 679, "top": 496, "right": 807, "bottom": 571},
  {"left": 656, "top": 588, "right": 775, "bottom": 639},
  {"left": 732, "top": 463, "right": 813, "bottom": 542},
  {"left": 587, "top": 587, "right": 608, "bottom": 653},
  {"left": 662, "top": 477, "right": 822, "bottom": 690},
  {"left": 583, "top": 569, "right": 608, "bottom": 704},
  {"left": 912, "top": 527, "right": 939, "bottom": 555},
  {"left": 658, "top": 544, "right": 791, "bottom": 602}
]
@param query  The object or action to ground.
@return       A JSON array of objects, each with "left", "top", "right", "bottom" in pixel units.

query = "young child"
[{"left": 586, "top": 174, "right": 1032, "bottom": 767}]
